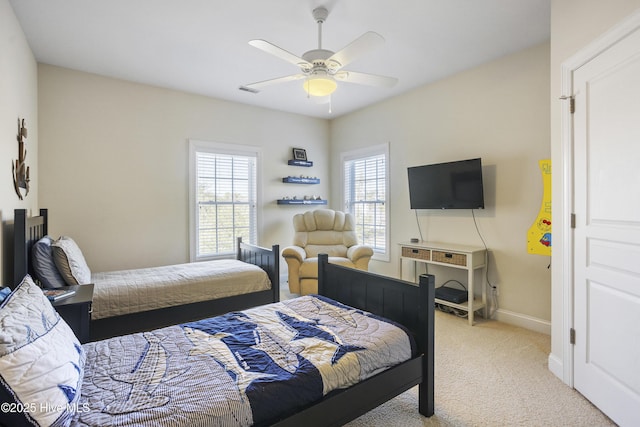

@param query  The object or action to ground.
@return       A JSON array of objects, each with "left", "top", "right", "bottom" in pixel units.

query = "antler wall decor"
[{"left": 12, "top": 118, "right": 30, "bottom": 200}]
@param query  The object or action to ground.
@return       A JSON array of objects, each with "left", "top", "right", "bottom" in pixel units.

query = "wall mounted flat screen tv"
[{"left": 408, "top": 158, "right": 485, "bottom": 209}]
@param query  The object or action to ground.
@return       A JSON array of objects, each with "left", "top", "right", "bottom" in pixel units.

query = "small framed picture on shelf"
[{"left": 293, "top": 148, "right": 307, "bottom": 161}]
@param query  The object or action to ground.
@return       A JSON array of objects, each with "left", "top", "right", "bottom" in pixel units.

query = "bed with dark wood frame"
[{"left": 13, "top": 208, "right": 280, "bottom": 340}]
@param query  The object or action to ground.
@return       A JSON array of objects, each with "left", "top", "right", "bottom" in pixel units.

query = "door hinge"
[
  {"left": 559, "top": 95, "right": 575, "bottom": 114},
  {"left": 571, "top": 213, "right": 576, "bottom": 229},
  {"left": 570, "top": 328, "right": 576, "bottom": 345}
]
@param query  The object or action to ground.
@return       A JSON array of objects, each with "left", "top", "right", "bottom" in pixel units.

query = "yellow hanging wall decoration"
[{"left": 527, "top": 159, "right": 551, "bottom": 255}]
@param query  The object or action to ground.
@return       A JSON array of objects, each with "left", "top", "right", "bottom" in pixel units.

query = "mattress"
[
  {"left": 72, "top": 295, "right": 414, "bottom": 426},
  {"left": 90, "top": 259, "right": 271, "bottom": 319}
]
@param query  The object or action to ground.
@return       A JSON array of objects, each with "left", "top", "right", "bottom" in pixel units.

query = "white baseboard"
[
  {"left": 493, "top": 308, "right": 551, "bottom": 335},
  {"left": 548, "top": 353, "right": 564, "bottom": 381}
]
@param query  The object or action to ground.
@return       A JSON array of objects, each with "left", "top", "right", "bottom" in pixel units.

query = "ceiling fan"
[{"left": 240, "top": 7, "right": 398, "bottom": 99}]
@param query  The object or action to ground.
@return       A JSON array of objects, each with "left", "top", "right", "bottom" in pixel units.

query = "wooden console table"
[{"left": 399, "top": 241, "right": 487, "bottom": 325}]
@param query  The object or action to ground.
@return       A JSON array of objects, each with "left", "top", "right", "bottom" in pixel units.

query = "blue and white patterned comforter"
[{"left": 72, "top": 295, "right": 414, "bottom": 426}]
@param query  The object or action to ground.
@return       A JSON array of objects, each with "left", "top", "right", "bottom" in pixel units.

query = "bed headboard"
[{"left": 13, "top": 208, "right": 48, "bottom": 288}]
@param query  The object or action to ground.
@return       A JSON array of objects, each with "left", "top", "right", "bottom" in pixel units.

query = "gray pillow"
[
  {"left": 52, "top": 236, "right": 92, "bottom": 285},
  {"left": 31, "top": 235, "right": 68, "bottom": 288}
]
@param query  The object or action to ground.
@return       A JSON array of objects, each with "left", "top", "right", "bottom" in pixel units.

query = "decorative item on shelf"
[
  {"left": 282, "top": 176, "right": 320, "bottom": 184},
  {"left": 289, "top": 147, "right": 313, "bottom": 166},
  {"left": 293, "top": 148, "right": 307, "bottom": 161},
  {"left": 277, "top": 195, "right": 326, "bottom": 205},
  {"left": 12, "top": 118, "right": 30, "bottom": 200}
]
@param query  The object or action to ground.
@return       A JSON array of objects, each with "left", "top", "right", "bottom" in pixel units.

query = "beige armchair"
[{"left": 282, "top": 209, "right": 374, "bottom": 295}]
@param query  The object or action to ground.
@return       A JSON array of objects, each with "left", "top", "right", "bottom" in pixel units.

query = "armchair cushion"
[
  {"left": 305, "top": 243, "right": 348, "bottom": 258},
  {"left": 298, "top": 256, "right": 356, "bottom": 278}
]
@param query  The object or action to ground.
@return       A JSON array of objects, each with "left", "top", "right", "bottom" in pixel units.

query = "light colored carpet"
[
  {"left": 280, "top": 282, "right": 614, "bottom": 426},
  {"left": 346, "top": 310, "right": 616, "bottom": 427}
]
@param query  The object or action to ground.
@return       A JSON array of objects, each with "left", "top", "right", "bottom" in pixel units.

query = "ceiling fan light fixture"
[
  {"left": 303, "top": 75, "right": 337, "bottom": 97},
  {"left": 245, "top": 6, "right": 395, "bottom": 103}
]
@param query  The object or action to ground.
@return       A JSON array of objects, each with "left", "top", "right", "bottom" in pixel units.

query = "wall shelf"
[
  {"left": 277, "top": 199, "right": 327, "bottom": 205},
  {"left": 288, "top": 159, "right": 313, "bottom": 167},
  {"left": 282, "top": 177, "right": 320, "bottom": 184}
]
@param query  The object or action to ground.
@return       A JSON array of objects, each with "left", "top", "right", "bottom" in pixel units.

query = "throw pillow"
[
  {"left": 32, "top": 235, "right": 68, "bottom": 288},
  {"left": 52, "top": 236, "right": 92, "bottom": 285},
  {"left": 0, "top": 276, "right": 85, "bottom": 426}
]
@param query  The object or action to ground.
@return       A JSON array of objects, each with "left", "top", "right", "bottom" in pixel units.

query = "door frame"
[{"left": 557, "top": 9, "right": 640, "bottom": 387}]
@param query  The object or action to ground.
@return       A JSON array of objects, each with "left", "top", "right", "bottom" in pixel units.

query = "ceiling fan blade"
[
  {"left": 326, "top": 31, "right": 385, "bottom": 71},
  {"left": 240, "top": 74, "right": 306, "bottom": 93},
  {"left": 334, "top": 71, "right": 398, "bottom": 88},
  {"left": 249, "top": 39, "right": 312, "bottom": 70}
]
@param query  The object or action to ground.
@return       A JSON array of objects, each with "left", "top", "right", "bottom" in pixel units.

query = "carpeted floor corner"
[{"left": 345, "top": 311, "right": 616, "bottom": 426}]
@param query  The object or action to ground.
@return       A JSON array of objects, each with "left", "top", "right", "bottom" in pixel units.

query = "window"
[
  {"left": 342, "top": 143, "right": 389, "bottom": 260},
  {"left": 189, "top": 140, "right": 260, "bottom": 261}
]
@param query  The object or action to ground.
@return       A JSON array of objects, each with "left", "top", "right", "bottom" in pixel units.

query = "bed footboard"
[
  {"left": 237, "top": 237, "right": 280, "bottom": 303},
  {"left": 292, "top": 254, "right": 435, "bottom": 423}
]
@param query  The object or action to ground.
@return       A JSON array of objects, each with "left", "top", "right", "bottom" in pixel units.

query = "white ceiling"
[{"left": 9, "top": 0, "right": 550, "bottom": 119}]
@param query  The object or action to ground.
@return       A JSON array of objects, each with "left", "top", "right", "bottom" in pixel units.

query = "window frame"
[
  {"left": 188, "top": 139, "right": 262, "bottom": 262},
  {"left": 341, "top": 142, "right": 390, "bottom": 262}
]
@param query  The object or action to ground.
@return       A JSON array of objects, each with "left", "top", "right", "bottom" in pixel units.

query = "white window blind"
[
  {"left": 190, "top": 141, "right": 258, "bottom": 260},
  {"left": 343, "top": 145, "right": 389, "bottom": 258}
]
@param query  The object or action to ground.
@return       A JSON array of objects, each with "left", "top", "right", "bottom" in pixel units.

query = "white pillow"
[
  {"left": 0, "top": 275, "right": 85, "bottom": 426},
  {"left": 52, "top": 236, "right": 92, "bottom": 285}
]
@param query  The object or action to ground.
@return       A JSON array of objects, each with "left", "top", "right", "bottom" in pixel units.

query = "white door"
[{"left": 573, "top": 25, "right": 640, "bottom": 426}]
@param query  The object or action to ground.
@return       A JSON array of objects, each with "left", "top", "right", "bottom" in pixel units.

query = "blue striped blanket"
[{"left": 72, "top": 295, "right": 413, "bottom": 426}]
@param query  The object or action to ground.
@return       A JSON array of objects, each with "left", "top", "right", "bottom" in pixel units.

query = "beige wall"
[
  {"left": 0, "top": 0, "right": 39, "bottom": 284},
  {"left": 4, "top": 0, "right": 560, "bottom": 334},
  {"left": 38, "top": 65, "right": 329, "bottom": 272},
  {"left": 549, "top": 1, "right": 640, "bottom": 381},
  {"left": 16, "top": 0, "right": 640, "bottom": 392},
  {"left": 331, "top": 43, "right": 551, "bottom": 330},
  {"left": 8, "top": 0, "right": 640, "bottom": 399},
  {"left": 39, "top": 44, "right": 553, "bottom": 331}
]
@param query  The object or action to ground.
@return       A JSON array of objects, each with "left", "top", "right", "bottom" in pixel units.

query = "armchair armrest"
[
  {"left": 282, "top": 245, "right": 308, "bottom": 295},
  {"left": 347, "top": 245, "right": 374, "bottom": 264},
  {"left": 282, "top": 245, "right": 307, "bottom": 264}
]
